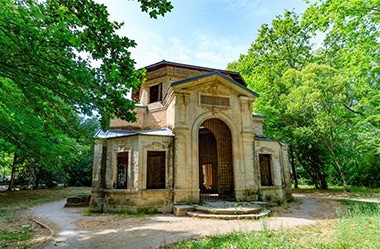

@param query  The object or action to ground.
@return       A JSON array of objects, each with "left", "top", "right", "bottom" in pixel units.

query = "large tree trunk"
[
  {"left": 33, "top": 164, "right": 43, "bottom": 190},
  {"left": 8, "top": 154, "right": 18, "bottom": 191},
  {"left": 318, "top": 169, "right": 328, "bottom": 190},
  {"left": 332, "top": 158, "right": 350, "bottom": 192},
  {"left": 324, "top": 129, "right": 350, "bottom": 192}
]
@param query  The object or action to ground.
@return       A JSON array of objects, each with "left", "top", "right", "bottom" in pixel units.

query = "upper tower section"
[
  {"left": 109, "top": 60, "right": 255, "bottom": 130},
  {"left": 138, "top": 60, "right": 248, "bottom": 106}
]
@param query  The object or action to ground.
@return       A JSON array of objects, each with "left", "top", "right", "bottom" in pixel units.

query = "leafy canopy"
[
  {"left": 0, "top": 0, "right": 173, "bottom": 131},
  {"left": 229, "top": 0, "right": 380, "bottom": 188},
  {"left": 0, "top": 0, "right": 172, "bottom": 187}
]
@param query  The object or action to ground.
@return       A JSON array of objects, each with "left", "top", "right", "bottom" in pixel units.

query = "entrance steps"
[{"left": 173, "top": 201, "right": 270, "bottom": 220}]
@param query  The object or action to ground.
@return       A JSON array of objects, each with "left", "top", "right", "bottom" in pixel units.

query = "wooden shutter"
[
  {"left": 147, "top": 151, "right": 166, "bottom": 189},
  {"left": 259, "top": 154, "right": 273, "bottom": 186}
]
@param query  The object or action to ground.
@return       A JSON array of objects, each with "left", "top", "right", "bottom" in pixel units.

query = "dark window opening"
[
  {"left": 149, "top": 83, "right": 162, "bottom": 103},
  {"left": 259, "top": 154, "right": 273, "bottom": 186},
  {"left": 117, "top": 152, "right": 129, "bottom": 189},
  {"left": 147, "top": 151, "right": 166, "bottom": 189}
]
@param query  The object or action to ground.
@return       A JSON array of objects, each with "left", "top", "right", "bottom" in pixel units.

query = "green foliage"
[
  {"left": 305, "top": 0, "right": 380, "bottom": 153},
  {"left": 0, "top": 0, "right": 172, "bottom": 188},
  {"left": 229, "top": 0, "right": 380, "bottom": 189},
  {"left": 0, "top": 0, "right": 172, "bottom": 130},
  {"left": 65, "top": 117, "right": 100, "bottom": 187}
]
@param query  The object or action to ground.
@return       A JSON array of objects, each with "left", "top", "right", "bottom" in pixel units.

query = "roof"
[
  {"left": 252, "top": 113, "right": 266, "bottom": 118},
  {"left": 143, "top": 60, "right": 247, "bottom": 87},
  {"left": 95, "top": 128, "right": 174, "bottom": 139},
  {"left": 255, "top": 136, "right": 288, "bottom": 146},
  {"left": 171, "top": 71, "right": 259, "bottom": 97}
]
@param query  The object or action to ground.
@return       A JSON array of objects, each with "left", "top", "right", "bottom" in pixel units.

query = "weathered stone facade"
[{"left": 91, "top": 61, "right": 292, "bottom": 212}]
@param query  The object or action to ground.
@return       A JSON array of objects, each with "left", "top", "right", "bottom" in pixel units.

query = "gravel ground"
[{"left": 30, "top": 194, "right": 340, "bottom": 249}]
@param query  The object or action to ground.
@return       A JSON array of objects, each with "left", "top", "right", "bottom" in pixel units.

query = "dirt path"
[{"left": 30, "top": 194, "right": 340, "bottom": 249}]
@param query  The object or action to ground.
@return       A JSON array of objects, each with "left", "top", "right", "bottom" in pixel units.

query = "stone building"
[{"left": 91, "top": 61, "right": 292, "bottom": 212}]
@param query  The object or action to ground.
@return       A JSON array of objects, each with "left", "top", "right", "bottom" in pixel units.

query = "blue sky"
[{"left": 97, "top": 0, "right": 308, "bottom": 69}]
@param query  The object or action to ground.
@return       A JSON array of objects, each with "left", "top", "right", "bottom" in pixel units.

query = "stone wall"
[
  {"left": 254, "top": 140, "right": 292, "bottom": 203},
  {"left": 91, "top": 135, "right": 174, "bottom": 212}
]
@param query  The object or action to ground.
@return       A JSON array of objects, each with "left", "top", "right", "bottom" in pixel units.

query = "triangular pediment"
[{"left": 171, "top": 71, "right": 258, "bottom": 99}]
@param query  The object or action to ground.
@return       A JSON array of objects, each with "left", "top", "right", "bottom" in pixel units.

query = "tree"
[
  {"left": 0, "top": 0, "right": 172, "bottom": 131},
  {"left": 228, "top": 10, "right": 321, "bottom": 187},
  {"left": 0, "top": 0, "right": 173, "bottom": 189},
  {"left": 229, "top": 1, "right": 380, "bottom": 189},
  {"left": 281, "top": 64, "right": 352, "bottom": 191},
  {"left": 304, "top": 0, "right": 380, "bottom": 154},
  {"left": 304, "top": 0, "right": 380, "bottom": 188},
  {"left": 65, "top": 117, "right": 100, "bottom": 187}
]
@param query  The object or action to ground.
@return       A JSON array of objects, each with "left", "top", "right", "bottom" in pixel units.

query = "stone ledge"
[
  {"left": 173, "top": 205, "right": 195, "bottom": 216},
  {"left": 186, "top": 209, "right": 270, "bottom": 220},
  {"left": 65, "top": 195, "right": 91, "bottom": 208},
  {"left": 196, "top": 206, "right": 261, "bottom": 215}
]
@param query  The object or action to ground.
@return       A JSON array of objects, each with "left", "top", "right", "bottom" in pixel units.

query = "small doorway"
[{"left": 199, "top": 128, "right": 218, "bottom": 194}]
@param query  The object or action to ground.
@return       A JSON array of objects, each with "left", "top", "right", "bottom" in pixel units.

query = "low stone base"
[
  {"left": 90, "top": 189, "right": 173, "bottom": 213},
  {"left": 65, "top": 195, "right": 91, "bottom": 208}
]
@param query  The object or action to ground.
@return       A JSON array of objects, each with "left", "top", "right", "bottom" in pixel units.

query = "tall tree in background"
[
  {"left": 229, "top": 0, "right": 379, "bottom": 189},
  {"left": 281, "top": 64, "right": 352, "bottom": 191},
  {"left": 304, "top": 0, "right": 380, "bottom": 188},
  {"left": 0, "top": 0, "right": 173, "bottom": 188},
  {"left": 228, "top": 10, "right": 324, "bottom": 188}
]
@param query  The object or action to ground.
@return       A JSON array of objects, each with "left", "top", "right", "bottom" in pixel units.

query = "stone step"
[
  {"left": 195, "top": 206, "right": 261, "bottom": 215},
  {"left": 173, "top": 205, "right": 195, "bottom": 216},
  {"left": 186, "top": 209, "right": 270, "bottom": 220}
]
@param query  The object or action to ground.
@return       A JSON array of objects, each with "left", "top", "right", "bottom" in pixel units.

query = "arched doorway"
[{"left": 198, "top": 118, "right": 234, "bottom": 200}]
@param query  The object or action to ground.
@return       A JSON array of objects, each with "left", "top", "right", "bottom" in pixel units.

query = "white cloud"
[
  {"left": 215, "top": 0, "right": 269, "bottom": 17},
  {"left": 129, "top": 30, "right": 248, "bottom": 69}
]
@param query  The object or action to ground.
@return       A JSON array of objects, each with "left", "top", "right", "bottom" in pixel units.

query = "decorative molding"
[
  {"left": 145, "top": 141, "right": 168, "bottom": 150},
  {"left": 258, "top": 146, "right": 275, "bottom": 153}
]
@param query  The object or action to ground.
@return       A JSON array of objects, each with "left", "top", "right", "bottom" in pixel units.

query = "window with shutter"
[{"left": 146, "top": 151, "right": 166, "bottom": 189}]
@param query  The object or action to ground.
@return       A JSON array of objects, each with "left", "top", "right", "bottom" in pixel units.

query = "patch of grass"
[
  {"left": 294, "top": 185, "right": 380, "bottom": 201},
  {"left": 0, "top": 187, "right": 90, "bottom": 210},
  {"left": 0, "top": 226, "right": 33, "bottom": 242},
  {"left": 333, "top": 201, "right": 380, "bottom": 248},
  {"left": 0, "top": 210, "right": 7, "bottom": 217},
  {"left": 295, "top": 185, "right": 380, "bottom": 193},
  {"left": 0, "top": 187, "right": 90, "bottom": 248},
  {"left": 164, "top": 201, "right": 380, "bottom": 249},
  {"left": 0, "top": 226, "right": 33, "bottom": 249}
]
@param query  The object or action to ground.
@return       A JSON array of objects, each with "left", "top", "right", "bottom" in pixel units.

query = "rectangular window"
[
  {"left": 149, "top": 83, "right": 162, "bottom": 103},
  {"left": 116, "top": 152, "right": 129, "bottom": 189},
  {"left": 200, "top": 95, "right": 229, "bottom": 106},
  {"left": 146, "top": 151, "right": 166, "bottom": 189},
  {"left": 259, "top": 154, "right": 273, "bottom": 186}
]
